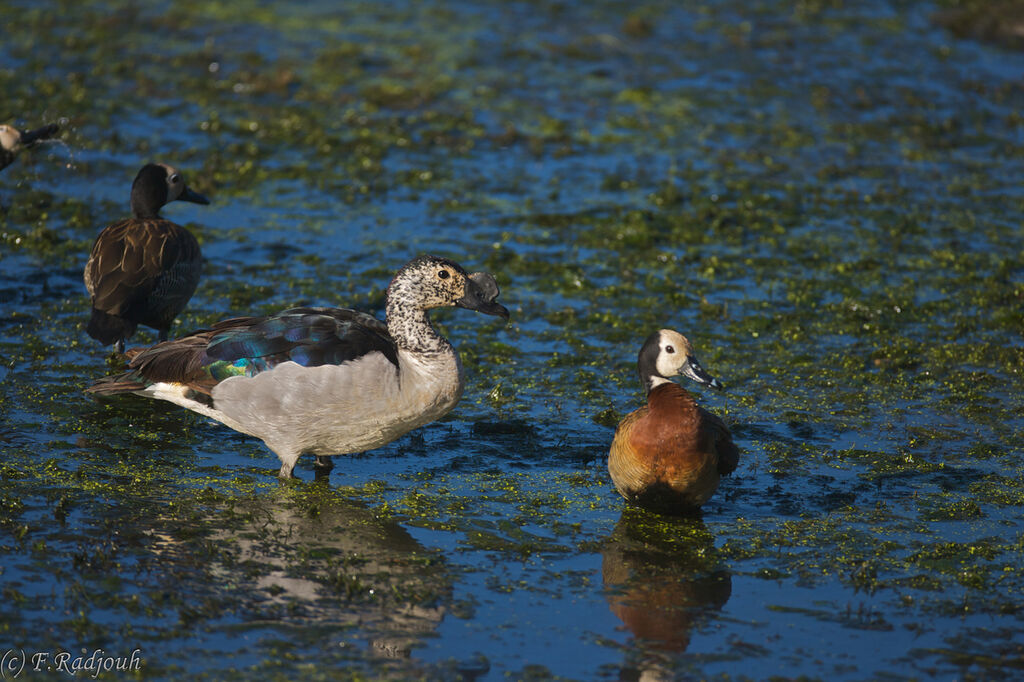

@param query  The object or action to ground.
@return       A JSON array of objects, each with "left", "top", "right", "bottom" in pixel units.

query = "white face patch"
[
  {"left": 159, "top": 163, "right": 185, "bottom": 201},
  {"left": 0, "top": 125, "right": 21, "bottom": 152},
  {"left": 654, "top": 329, "right": 692, "bottom": 378}
]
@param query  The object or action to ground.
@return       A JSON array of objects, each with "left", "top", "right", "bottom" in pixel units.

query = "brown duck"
[
  {"left": 84, "top": 163, "right": 209, "bottom": 352},
  {"left": 608, "top": 330, "right": 739, "bottom": 514}
]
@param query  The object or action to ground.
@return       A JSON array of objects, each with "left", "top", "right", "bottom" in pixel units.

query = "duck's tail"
[{"left": 85, "top": 371, "right": 146, "bottom": 396}]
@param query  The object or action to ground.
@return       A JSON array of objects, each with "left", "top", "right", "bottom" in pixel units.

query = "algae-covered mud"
[{"left": 1, "top": 0, "right": 1022, "bottom": 679}]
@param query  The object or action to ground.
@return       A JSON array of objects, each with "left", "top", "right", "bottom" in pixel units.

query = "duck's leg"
[
  {"left": 313, "top": 456, "right": 334, "bottom": 482},
  {"left": 277, "top": 449, "right": 302, "bottom": 479}
]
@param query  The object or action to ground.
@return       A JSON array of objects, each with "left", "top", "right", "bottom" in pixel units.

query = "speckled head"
[
  {"left": 129, "top": 163, "right": 210, "bottom": 219},
  {"left": 637, "top": 329, "right": 723, "bottom": 393},
  {"left": 387, "top": 255, "right": 509, "bottom": 318}
]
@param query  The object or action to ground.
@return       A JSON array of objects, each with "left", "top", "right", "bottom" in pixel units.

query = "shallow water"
[{"left": 1, "top": 0, "right": 1022, "bottom": 679}]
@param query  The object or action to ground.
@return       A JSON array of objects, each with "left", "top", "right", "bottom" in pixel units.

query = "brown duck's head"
[
  {"left": 129, "top": 163, "right": 210, "bottom": 219},
  {"left": 637, "top": 329, "right": 723, "bottom": 394},
  {"left": 0, "top": 125, "right": 22, "bottom": 152}
]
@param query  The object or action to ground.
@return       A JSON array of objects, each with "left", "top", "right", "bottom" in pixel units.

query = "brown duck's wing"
[
  {"left": 85, "top": 218, "right": 201, "bottom": 315},
  {"left": 699, "top": 407, "right": 739, "bottom": 475},
  {"left": 608, "top": 407, "right": 655, "bottom": 499}
]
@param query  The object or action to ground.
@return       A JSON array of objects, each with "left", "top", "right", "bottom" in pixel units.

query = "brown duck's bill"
[
  {"left": 179, "top": 186, "right": 210, "bottom": 205},
  {"left": 461, "top": 272, "right": 510, "bottom": 320},
  {"left": 682, "top": 357, "right": 724, "bottom": 390},
  {"left": 19, "top": 123, "right": 60, "bottom": 146}
]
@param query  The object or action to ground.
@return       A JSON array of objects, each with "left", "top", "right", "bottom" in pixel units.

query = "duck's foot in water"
[{"left": 312, "top": 455, "right": 335, "bottom": 482}]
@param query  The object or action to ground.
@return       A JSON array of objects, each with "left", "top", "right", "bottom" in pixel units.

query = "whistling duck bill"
[{"left": 682, "top": 357, "right": 723, "bottom": 390}]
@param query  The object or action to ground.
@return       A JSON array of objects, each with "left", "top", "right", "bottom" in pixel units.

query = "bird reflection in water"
[
  {"left": 602, "top": 508, "right": 731, "bottom": 679},
  {"left": 147, "top": 483, "right": 449, "bottom": 661}
]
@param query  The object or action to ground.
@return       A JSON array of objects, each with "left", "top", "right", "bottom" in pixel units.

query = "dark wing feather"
[
  {"left": 699, "top": 407, "right": 739, "bottom": 475},
  {"left": 204, "top": 307, "right": 394, "bottom": 369},
  {"left": 88, "top": 307, "right": 398, "bottom": 395},
  {"left": 128, "top": 332, "right": 218, "bottom": 384}
]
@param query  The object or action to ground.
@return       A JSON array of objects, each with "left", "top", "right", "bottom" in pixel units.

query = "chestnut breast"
[{"left": 610, "top": 383, "right": 728, "bottom": 511}]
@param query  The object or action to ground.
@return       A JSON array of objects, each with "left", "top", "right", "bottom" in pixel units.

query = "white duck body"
[
  {"left": 147, "top": 346, "right": 462, "bottom": 476},
  {"left": 223, "top": 347, "right": 462, "bottom": 455}
]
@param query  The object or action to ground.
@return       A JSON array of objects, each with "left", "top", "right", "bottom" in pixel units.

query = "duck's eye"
[
  {"left": 169, "top": 173, "right": 181, "bottom": 184},
  {"left": 665, "top": 345, "right": 675, "bottom": 354},
  {"left": 438, "top": 269, "right": 450, "bottom": 280}
]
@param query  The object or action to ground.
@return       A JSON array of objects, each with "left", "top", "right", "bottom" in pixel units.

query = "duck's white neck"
[{"left": 645, "top": 375, "right": 673, "bottom": 394}]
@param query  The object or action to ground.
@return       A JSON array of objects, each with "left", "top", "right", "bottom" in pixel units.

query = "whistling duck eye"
[
  {"left": 438, "top": 269, "right": 450, "bottom": 280},
  {"left": 169, "top": 173, "right": 182, "bottom": 184},
  {"left": 666, "top": 345, "right": 675, "bottom": 354}
]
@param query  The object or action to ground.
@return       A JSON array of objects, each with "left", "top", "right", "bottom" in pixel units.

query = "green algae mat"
[{"left": 1, "top": 0, "right": 1022, "bottom": 679}]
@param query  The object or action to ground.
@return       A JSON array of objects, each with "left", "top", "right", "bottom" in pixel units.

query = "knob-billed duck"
[{"left": 88, "top": 255, "right": 509, "bottom": 479}]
